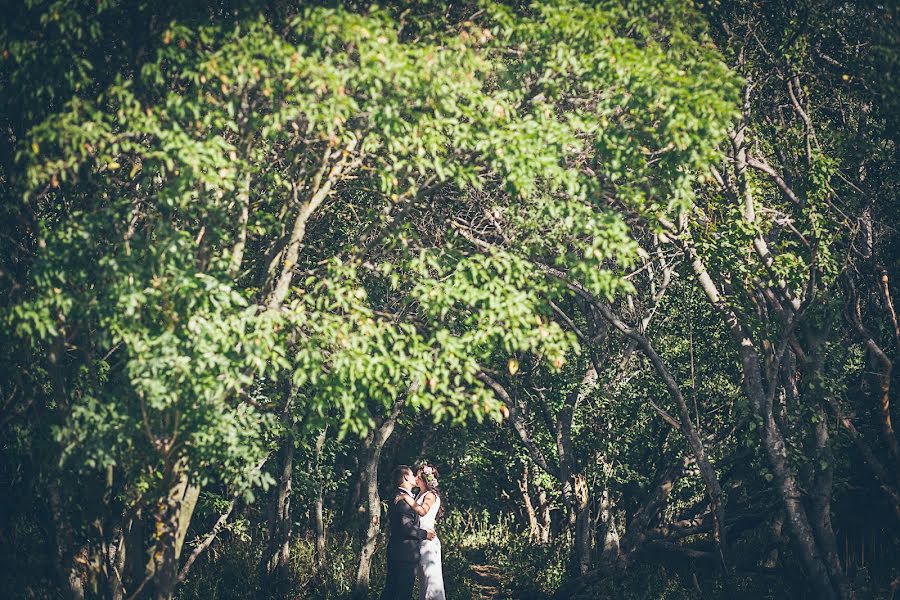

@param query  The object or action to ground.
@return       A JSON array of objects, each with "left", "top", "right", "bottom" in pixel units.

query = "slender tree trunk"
[
  {"left": 586, "top": 298, "right": 730, "bottom": 573},
  {"left": 553, "top": 455, "right": 687, "bottom": 600},
  {"left": 352, "top": 434, "right": 379, "bottom": 600},
  {"left": 105, "top": 517, "right": 128, "bottom": 600},
  {"left": 45, "top": 335, "right": 85, "bottom": 600},
  {"left": 571, "top": 474, "right": 591, "bottom": 576},
  {"left": 531, "top": 261, "right": 731, "bottom": 575},
  {"left": 266, "top": 139, "right": 358, "bottom": 308},
  {"left": 560, "top": 468, "right": 591, "bottom": 576},
  {"left": 538, "top": 487, "right": 552, "bottom": 544},
  {"left": 828, "top": 395, "right": 900, "bottom": 521},
  {"left": 352, "top": 398, "right": 404, "bottom": 599},
  {"left": 865, "top": 342, "right": 900, "bottom": 472},
  {"left": 227, "top": 171, "right": 252, "bottom": 278},
  {"left": 261, "top": 432, "right": 295, "bottom": 597},
  {"left": 810, "top": 401, "right": 851, "bottom": 599},
  {"left": 519, "top": 463, "right": 541, "bottom": 542},
  {"left": 846, "top": 274, "right": 900, "bottom": 474},
  {"left": 125, "top": 509, "right": 145, "bottom": 593}
]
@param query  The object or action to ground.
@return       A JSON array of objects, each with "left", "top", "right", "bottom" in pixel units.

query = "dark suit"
[{"left": 380, "top": 489, "right": 427, "bottom": 599}]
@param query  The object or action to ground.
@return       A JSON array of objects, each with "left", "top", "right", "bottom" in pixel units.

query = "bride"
[{"left": 395, "top": 462, "right": 446, "bottom": 600}]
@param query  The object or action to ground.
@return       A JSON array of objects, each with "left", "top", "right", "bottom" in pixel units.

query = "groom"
[{"left": 380, "top": 464, "right": 435, "bottom": 600}]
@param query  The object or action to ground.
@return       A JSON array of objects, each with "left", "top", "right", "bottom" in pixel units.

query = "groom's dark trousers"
[{"left": 380, "top": 491, "right": 427, "bottom": 599}]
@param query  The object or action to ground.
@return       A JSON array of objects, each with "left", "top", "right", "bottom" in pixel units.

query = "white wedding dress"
[{"left": 416, "top": 493, "right": 446, "bottom": 600}]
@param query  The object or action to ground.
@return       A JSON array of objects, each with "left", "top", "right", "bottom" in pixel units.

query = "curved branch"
[{"left": 476, "top": 371, "right": 558, "bottom": 478}]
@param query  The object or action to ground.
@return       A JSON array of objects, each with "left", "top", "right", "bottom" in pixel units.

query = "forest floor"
[
  {"left": 464, "top": 545, "right": 515, "bottom": 599},
  {"left": 468, "top": 562, "right": 504, "bottom": 598}
]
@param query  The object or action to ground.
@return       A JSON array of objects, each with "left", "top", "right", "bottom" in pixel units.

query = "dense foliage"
[{"left": 1, "top": 1, "right": 897, "bottom": 599}]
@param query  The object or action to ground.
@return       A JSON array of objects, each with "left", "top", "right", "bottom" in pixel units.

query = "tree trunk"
[
  {"left": 809, "top": 400, "right": 850, "bottom": 599},
  {"left": 125, "top": 509, "right": 145, "bottom": 593},
  {"left": 828, "top": 395, "right": 900, "bottom": 521},
  {"left": 557, "top": 366, "right": 596, "bottom": 577},
  {"left": 227, "top": 171, "right": 252, "bottom": 278},
  {"left": 571, "top": 474, "right": 591, "bottom": 576},
  {"left": 802, "top": 342, "right": 851, "bottom": 599},
  {"left": 552, "top": 455, "right": 689, "bottom": 600},
  {"left": 105, "top": 517, "right": 128, "bottom": 600},
  {"left": 538, "top": 486, "right": 552, "bottom": 544},
  {"left": 313, "top": 428, "right": 328, "bottom": 583},
  {"left": 748, "top": 360, "right": 836, "bottom": 600},
  {"left": 519, "top": 463, "right": 541, "bottom": 542},
  {"left": 145, "top": 463, "right": 201, "bottom": 600},
  {"left": 531, "top": 263, "right": 730, "bottom": 575},
  {"left": 352, "top": 398, "right": 405, "bottom": 599},
  {"left": 48, "top": 481, "right": 85, "bottom": 600},
  {"left": 587, "top": 297, "right": 730, "bottom": 573},
  {"left": 261, "top": 432, "right": 295, "bottom": 597},
  {"left": 596, "top": 488, "right": 619, "bottom": 566},
  {"left": 684, "top": 234, "right": 838, "bottom": 600},
  {"left": 619, "top": 454, "right": 690, "bottom": 567},
  {"left": 45, "top": 337, "right": 85, "bottom": 600}
]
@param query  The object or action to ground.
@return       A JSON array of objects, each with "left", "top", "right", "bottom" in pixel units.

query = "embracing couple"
[{"left": 379, "top": 462, "right": 445, "bottom": 600}]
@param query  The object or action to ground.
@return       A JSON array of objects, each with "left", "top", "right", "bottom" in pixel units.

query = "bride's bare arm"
[{"left": 394, "top": 491, "right": 435, "bottom": 516}]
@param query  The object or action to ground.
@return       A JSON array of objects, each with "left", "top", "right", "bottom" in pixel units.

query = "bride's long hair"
[{"left": 415, "top": 460, "right": 445, "bottom": 520}]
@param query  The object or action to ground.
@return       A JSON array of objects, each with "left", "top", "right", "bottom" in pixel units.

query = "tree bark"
[
  {"left": 596, "top": 488, "right": 620, "bottom": 566},
  {"left": 178, "top": 454, "right": 270, "bottom": 586},
  {"left": 556, "top": 366, "right": 596, "bottom": 577},
  {"left": 346, "top": 445, "right": 365, "bottom": 519},
  {"left": 145, "top": 462, "right": 201, "bottom": 600},
  {"left": 261, "top": 432, "right": 295, "bottom": 597},
  {"left": 106, "top": 517, "right": 128, "bottom": 600},
  {"left": 570, "top": 474, "right": 591, "bottom": 576},
  {"left": 590, "top": 297, "right": 731, "bottom": 573},
  {"left": 810, "top": 401, "right": 851, "bottom": 599},
  {"left": 352, "top": 398, "right": 405, "bottom": 599},
  {"left": 844, "top": 272, "right": 900, "bottom": 475},
  {"left": 827, "top": 395, "right": 900, "bottom": 521},
  {"left": 537, "top": 486, "right": 552, "bottom": 544},
  {"left": 519, "top": 463, "right": 542, "bottom": 543},
  {"left": 553, "top": 455, "right": 689, "bottom": 600},
  {"left": 479, "top": 366, "right": 593, "bottom": 571},
  {"left": 803, "top": 342, "right": 852, "bottom": 600},
  {"left": 313, "top": 428, "right": 328, "bottom": 583},
  {"left": 125, "top": 509, "right": 145, "bottom": 594}
]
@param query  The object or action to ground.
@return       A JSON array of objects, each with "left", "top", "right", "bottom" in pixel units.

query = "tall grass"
[{"left": 176, "top": 509, "right": 563, "bottom": 599}]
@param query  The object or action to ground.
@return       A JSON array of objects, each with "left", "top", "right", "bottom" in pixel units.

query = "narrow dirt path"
[{"left": 469, "top": 562, "right": 504, "bottom": 599}]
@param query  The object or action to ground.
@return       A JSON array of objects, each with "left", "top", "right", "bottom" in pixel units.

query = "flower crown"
[{"left": 421, "top": 464, "right": 436, "bottom": 484}]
